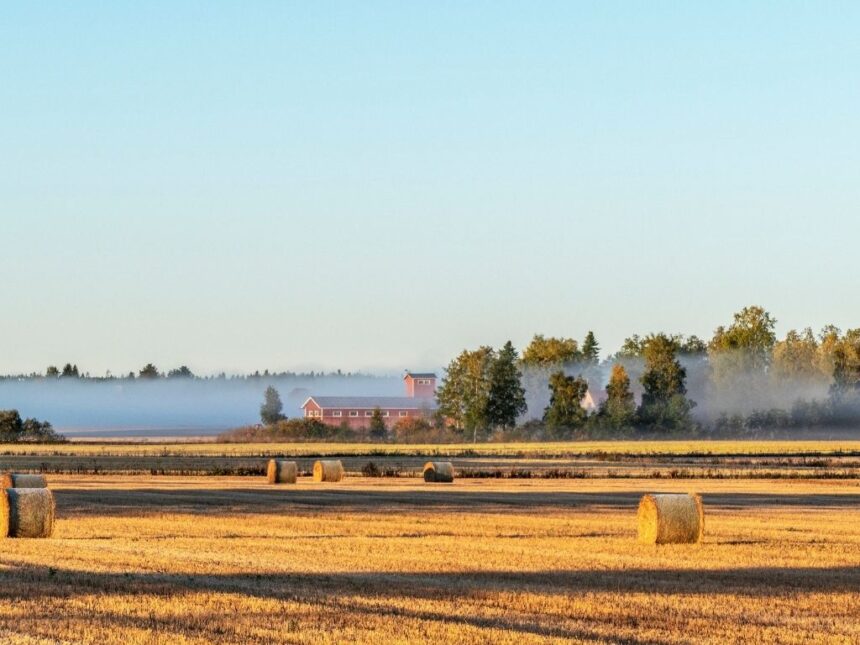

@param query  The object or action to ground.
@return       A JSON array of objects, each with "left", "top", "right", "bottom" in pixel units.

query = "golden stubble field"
[
  {"left": 27, "top": 439, "right": 860, "bottom": 456},
  {"left": 0, "top": 472, "right": 857, "bottom": 644}
]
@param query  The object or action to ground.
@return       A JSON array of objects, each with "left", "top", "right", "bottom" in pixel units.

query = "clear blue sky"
[{"left": 2, "top": 2, "right": 858, "bottom": 375}]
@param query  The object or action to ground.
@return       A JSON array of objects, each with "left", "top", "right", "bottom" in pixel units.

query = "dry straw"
[
  {"left": 423, "top": 461, "right": 454, "bottom": 483},
  {"left": 1, "top": 473, "right": 48, "bottom": 489},
  {"left": 0, "top": 488, "right": 55, "bottom": 538},
  {"left": 313, "top": 460, "right": 344, "bottom": 482},
  {"left": 637, "top": 493, "right": 704, "bottom": 544},
  {"left": 266, "top": 460, "right": 298, "bottom": 484}
]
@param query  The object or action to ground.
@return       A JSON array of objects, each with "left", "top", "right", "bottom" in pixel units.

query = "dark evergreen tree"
[
  {"left": 638, "top": 334, "right": 694, "bottom": 432},
  {"left": 61, "top": 363, "right": 79, "bottom": 377},
  {"left": 581, "top": 331, "right": 600, "bottom": 365},
  {"left": 138, "top": 363, "right": 160, "bottom": 379},
  {"left": 487, "top": 341, "right": 527, "bottom": 428},
  {"left": 167, "top": 366, "right": 194, "bottom": 379}
]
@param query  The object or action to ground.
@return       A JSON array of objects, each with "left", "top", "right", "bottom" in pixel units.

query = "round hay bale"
[
  {"left": 637, "top": 493, "right": 704, "bottom": 544},
  {"left": 266, "top": 459, "right": 298, "bottom": 484},
  {"left": 1, "top": 488, "right": 55, "bottom": 538},
  {"left": 423, "top": 461, "right": 454, "bottom": 483},
  {"left": 1, "top": 473, "right": 48, "bottom": 489},
  {"left": 312, "top": 460, "right": 344, "bottom": 482}
]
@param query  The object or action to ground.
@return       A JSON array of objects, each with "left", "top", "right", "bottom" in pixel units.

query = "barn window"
[
  {"left": 399, "top": 411, "right": 408, "bottom": 417},
  {"left": 364, "top": 411, "right": 373, "bottom": 417},
  {"left": 349, "top": 411, "right": 358, "bottom": 417},
  {"left": 332, "top": 411, "right": 342, "bottom": 417},
  {"left": 383, "top": 411, "right": 390, "bottom": 417}
]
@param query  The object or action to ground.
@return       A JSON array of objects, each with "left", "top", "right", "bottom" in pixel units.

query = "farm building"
[
  {"left": 302, "top": 372, "right": 437, "bottom": 429},
  {"left": 582, "top": 387, "right": 608, "bottom": 412}
]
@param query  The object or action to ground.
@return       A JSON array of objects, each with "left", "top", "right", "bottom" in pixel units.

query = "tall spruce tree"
[
  {"left": 487, "top": 341, "right": 527, "bottom": 428},
  {"left": 581, "top": 331, "right": 600, "bottom": 365}
]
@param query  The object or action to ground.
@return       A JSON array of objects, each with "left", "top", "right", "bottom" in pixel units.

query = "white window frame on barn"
[
  {"left": 349, "top": 411, "right": 359, "bottom": 417},
  {"left": 383, "top": 411, "right": 389, "bottom": 417},
  {"left": 364, "top": 411, "right": 373, "bottom": 417},
  {"left": 399, "top": 411, "right": 407, "bottom": 417},
  {"left": 332, "top": 411, "right": 342, "bottom": 417}
]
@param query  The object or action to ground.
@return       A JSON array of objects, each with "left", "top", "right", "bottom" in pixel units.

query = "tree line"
[
  {"left": 2, "top": 364, "right": 378, "bottom": 381},
  {"left": 0, "top": 410, "right": 65, "bottom": 443},
  {"left": 436, "top": 305, "right": 860, "bottom": 438}
]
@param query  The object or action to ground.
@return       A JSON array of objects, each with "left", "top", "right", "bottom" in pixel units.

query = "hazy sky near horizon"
[{"left": 2, "top": 3, "right": 859, "bottom": 376}]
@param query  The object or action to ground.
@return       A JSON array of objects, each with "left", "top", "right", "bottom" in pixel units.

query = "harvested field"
[
  {"left": 16, "top": 440, "right": 860, "bottom": 456},
  {"left": 3, "top": 440, "right": 860, "bottom": 478},
  {"left": 0, "top": 473, "right": 857, "bottom": 643}
]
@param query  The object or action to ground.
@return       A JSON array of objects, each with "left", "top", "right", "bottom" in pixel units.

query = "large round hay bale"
[
  {"left": 0, "top": 488, "right": 55, "bottom": 538},
  {"left": 423, "top": 461, "right": 454, "bottom": 483},
  {"left": 313, "top": 460, "right": 344, "bottom": 482},
  {"left": 1, "top": 473, "right": 48, "bottom": 489},
  {"left": 637, "top": 493, "right": 704, "bottom": 544},
  {"left": 266, "top": 459, "right": 298, "bottom": 484}
]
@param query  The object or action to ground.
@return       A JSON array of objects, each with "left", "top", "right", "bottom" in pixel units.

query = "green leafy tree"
[
  {"left": 581, "top": 331, "right": 600, "bottom": 365},
  {"left": 832, "top": 329, "right": 860, "bottom": 395},
  {"left": 521, "top": 335, "right": 581, "bottom": 366},
  {"left": 20, "top": 418, "right": 65, "bottom": 442},
  {"left": 0, "top": 410, "right": 64, "bottom": 443},
  {"left": 678, "top": 335, "right": 707, "bottom": 356},
  {"left": 369, "top": 407, "right": 387, "bottom": 440},
  {"left": 487, "top": 341, "right": 527, "bottom": 428},
  {"left": 599, "top": 364, "right": 637, "bottom": 430},
  {"left": 436, "top": 346, "right": 495, "bottom": 439},
  {"left": 615, "top": 334, "right": 704, "bottom": 360},
  {"left": 260, "top": 386, "right": 286, "bottom": 425},
  {"left": 543, "top": 371, "right": 589, "bottom": 432},
  {"left": 0, "top": 410, "right": 23, "bottom": 441},
  {"left": 615, "top": 335, "right": 646, "bottom": 359},
  {"left": 638, "top": 334, "right": 694, "bottom": 432},
  {"left": 709, "top": 305, "right": 777, "bottom": 383},
  {"left": 771, "top": 328, "right": 821, "bottom": 383},
  {"left": 817, "top": 325, "right": 842, "bottom": 381},
  {"left": 139, "top": 363, "right": 160, "bottom": 379}
]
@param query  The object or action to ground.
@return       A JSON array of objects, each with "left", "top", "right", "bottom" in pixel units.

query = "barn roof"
[
  {"left": 303, "top": 396, "right": 438, "bottom": 410},
  {"left": 404, "top": 372, "right": 437, "bottom": 379}
]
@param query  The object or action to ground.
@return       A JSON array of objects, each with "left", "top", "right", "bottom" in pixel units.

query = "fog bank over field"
[
  {"left": 521, "top": 354, "right": 835, "bottom": 424},
  {"left": 0, "top": 375, "right": 402, "bottom": 437}
]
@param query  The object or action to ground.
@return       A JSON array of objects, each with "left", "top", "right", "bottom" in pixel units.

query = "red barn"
[{"left": 301, "top": 372, "right": 437, "bottom": 430}]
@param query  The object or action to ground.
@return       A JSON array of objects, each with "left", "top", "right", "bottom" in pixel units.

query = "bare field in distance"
[
  {"left": 2, "top": 440, "right": 860, "bottom": 479},
  {"left": 7, "top": 439, "right": 860, "bottom": 456},
  {"left": 0, "top": 475, "right": 856, "bottom": 644}
]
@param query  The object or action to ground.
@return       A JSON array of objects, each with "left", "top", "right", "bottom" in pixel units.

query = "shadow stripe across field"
[{"left": 52, "top": 487, "right": 860, "bottom": 517}]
